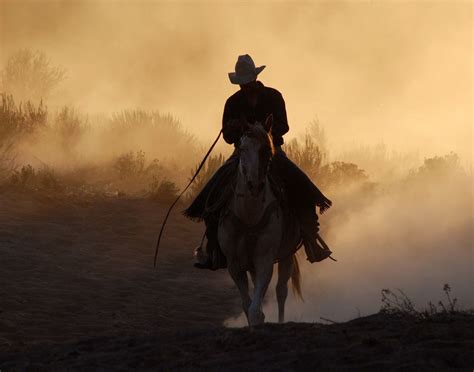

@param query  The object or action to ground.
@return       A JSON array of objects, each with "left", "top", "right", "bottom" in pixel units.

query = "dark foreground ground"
[
  {"left": 2, "top": 312, "right": 474, "bottom": 371},
  {"left": 0, "top": 193, "right": 473, "bottom": 371}
]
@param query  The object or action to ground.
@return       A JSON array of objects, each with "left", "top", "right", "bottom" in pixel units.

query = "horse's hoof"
[
  {"left": 194, "top": 246, "right": 207, "bottom": 265},
  {"left": 248, "top": 309, "right": 265, "bottom": 326}
]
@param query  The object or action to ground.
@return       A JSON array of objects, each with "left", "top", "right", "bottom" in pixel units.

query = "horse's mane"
[{"left": 242, "top": 124, "right": 275, "bottom": 156}]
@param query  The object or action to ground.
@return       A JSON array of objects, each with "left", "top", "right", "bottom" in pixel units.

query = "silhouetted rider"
[{"left": 185, "top": 54, "right": 332, "bottom": 269}]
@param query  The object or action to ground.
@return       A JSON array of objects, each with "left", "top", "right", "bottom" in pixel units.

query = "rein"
[{"left": 153, "top": 129, "right": 222, "bottom": 267}]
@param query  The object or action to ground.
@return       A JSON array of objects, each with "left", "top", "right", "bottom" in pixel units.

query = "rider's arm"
[
  {"left": 271, "top": 91, "right": 289, "bottom": 145},
  {"left": 222, "top": 97, "right": 241, "bottom": 144}
]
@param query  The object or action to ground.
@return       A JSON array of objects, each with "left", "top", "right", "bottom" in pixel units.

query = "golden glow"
[
  {"left": 1, "top": 1, "right": 472, "bottom": 322},
  {"left": 1, "top": 1, "right": 471, "bottom": 161}
]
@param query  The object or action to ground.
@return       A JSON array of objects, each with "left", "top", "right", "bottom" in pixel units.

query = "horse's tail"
[{"left": 291, "top": 255, "right": 304, "bottom": 301}]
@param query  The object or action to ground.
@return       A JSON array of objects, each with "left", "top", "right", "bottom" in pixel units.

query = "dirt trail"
[
  {"left": 0, "top": 193, "right": 238, "bottom": 348},
  {"left": 2, "top": 312, "right": 473, "bottom": 370},
  {"left": 1, "top": 194, "right": 473, "bottom": 371}
]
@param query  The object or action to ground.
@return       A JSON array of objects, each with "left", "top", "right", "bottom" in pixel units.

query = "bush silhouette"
[{"left": 1, "top": 49, "right": 66, "bottom": 101}]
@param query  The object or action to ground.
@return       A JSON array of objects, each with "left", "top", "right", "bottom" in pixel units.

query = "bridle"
[{"left": 236, "top": 130, "right": 274, "bottom": 198}]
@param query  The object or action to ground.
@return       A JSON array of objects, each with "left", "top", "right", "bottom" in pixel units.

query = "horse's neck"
[{"left": 232, "top": 174, "right": 275, "bottom": 225}]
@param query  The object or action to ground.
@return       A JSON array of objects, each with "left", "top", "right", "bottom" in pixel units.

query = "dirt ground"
[
  {"left": 0, "top": 193, "right": 473, "bottom": 371},
  {"left": 0, "top": 194, "right": 238, "bottom": 349}
]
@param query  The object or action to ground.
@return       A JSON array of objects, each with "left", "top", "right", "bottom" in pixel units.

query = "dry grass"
[
  {"left": 0, "top": 92, "right": 198, "bottom": 202},
  {"left": 53, "top": 106, "right": 89, "bottom": 154},
  {"left": 186, "top": 153, "right": 225, "bottom": 201},
  {"left": 0, "top": 94, "right": 47, "bottom": 141},
  {"left": 0, "top": 77, "right": 470, "bottom": 215},
  {"left": 381, "top": 284, "right": 470, "bottom": 320}
]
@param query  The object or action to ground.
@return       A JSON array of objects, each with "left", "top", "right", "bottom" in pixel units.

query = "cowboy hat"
[{"left": 228, "top": 54, "right": 266, "bottom": 85}]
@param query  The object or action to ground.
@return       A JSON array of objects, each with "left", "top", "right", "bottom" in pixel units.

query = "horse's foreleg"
[
  {"left": 249, "top": 269, "right": 256, "bottom": 289},
  {"left": 228, "top": 265, "right": 252, "bottom": 320},
  {"left": 248, "top": 257, "right": 273, "bottom": 326},
  {"left": 276, "top": 255, "right": 294, "bottom": 323}
]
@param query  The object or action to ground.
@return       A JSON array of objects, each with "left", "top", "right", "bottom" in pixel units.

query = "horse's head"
[{"left": 238, "top": 115, "right": 275, "bottom": 197}]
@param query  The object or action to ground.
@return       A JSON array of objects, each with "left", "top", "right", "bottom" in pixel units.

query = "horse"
[{"left": 218, "top": 115, "right": 302, "bottom": 327}]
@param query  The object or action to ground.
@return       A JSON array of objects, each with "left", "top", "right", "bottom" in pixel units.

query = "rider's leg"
[
  {"left": 273, "top": 148, "right": 327, "bottom": 205},
  {"left": 194, "top": 218, "right": 227, "bottom": 270},
  {"left": 273, "top": 149, "right": 332, "bottom": 262},
  {"left": 298, "top": 203, "right": 332, "bottom": 262},
  {"left": 184, "top": 152, "right": 239, "bottom": 220},
  {"left": 189, "top": 153, "right": 238, "bottom": 270}
]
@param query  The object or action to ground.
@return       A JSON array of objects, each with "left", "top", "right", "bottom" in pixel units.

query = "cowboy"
[{"left": 185, "top": 54, "right": 332, "bottom": 269}]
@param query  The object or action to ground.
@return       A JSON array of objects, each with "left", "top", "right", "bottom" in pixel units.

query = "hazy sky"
[{"left": 1, "top": 0, "right": 472, "bottom": 160}]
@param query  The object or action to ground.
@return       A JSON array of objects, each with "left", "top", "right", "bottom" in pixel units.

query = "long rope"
[{"left": 153, "top": 129, "right": 223, "bottom": 267}]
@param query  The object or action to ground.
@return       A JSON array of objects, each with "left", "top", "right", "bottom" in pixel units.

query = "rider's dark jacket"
[
  {"left": 184, "top": 81, "right": 331, "bottom": 269},
  {"left": 184, "top": 81, "right": 328, "bottom": 223},
  {"left": 222, "top": 81, "right": 288, "bottom": 147},
  {"left": 184, "top": 81, "right": 330, "bottom": 268}
]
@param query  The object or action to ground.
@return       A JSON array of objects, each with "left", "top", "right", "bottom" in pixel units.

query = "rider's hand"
[
  {"left": 318, "top": 197, "right": 332, "bottom": 215},
  {"left": 227, "top": 119, "right": 243, "bottom": 130}
]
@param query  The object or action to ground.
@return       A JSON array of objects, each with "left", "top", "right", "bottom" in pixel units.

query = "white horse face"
[{"left": 239, "top": 133, "right": 270, "bottom": 197}]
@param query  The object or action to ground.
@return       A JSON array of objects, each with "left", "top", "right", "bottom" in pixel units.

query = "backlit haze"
[
  {"left": 1, "top": 1, "right": 472, "bottom": 323},
  {"left": 1, "top": 1, "right": 472, "bottom": 161}
]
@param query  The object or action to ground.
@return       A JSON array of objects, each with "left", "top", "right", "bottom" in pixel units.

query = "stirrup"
[
  {"left": 304, "top": 238, "right": 336, "bottom": 263},
  {"left": 194, "top": 245, "right": 207, "bottom": 265},
  {"left": 307, "top": 248, "right": 333, "bottom": 263},
  {"left": 194, "top": 261, "right": 214, "bottom": 270},
  {"left": 193, "top": 246, "right": 219, "bottom": 270}
]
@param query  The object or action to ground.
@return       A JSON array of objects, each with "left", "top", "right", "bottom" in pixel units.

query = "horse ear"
[{"left": 264, "top": 114, "right": 273, "bottom": 132}]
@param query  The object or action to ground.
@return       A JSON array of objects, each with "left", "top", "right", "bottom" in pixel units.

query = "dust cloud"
[
  {"left": 1, "top": 1, "right": 472, "bottom": 161},
  {"left": 1, "top": 1, "right": 472, "bottom": 324},
  {"left": 226, "top": 165, "right": 473, "bottom": 325}
]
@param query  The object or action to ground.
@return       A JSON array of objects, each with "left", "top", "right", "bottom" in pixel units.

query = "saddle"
[
  {"left": 218, "top": 171, "right": 303, "bottom": 270},
  {"left": 187, "top": 155, "right": 305, "bottom": 270}
]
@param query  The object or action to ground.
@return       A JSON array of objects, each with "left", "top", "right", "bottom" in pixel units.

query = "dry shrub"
[
  {"left": 0, "top": 95, "right": 47, "bottom": 186},
  {"left": 0, "top": 94, "right": 198, "bottom": 192},
  {"left": 105, "top": 109, "right": 198, "bottom": 166},
  {"left": 148, "top": 178, "right": 180, "bottom": 203},
  {"left": 409, "top": 152, "right": 462, "bottom": 180},
  {"left": 284, "top": 119, "right": 328, "bottom": 178},
  {"left": 0, "top": 94, "right": 47, "bottom": 141},
  {"left": 0, "top": 97, "right": 88, "bottom": 165},
  {"left": 53, "top": 106, "right": 89, "bottom": 154},
  {"left": 307, "top": 118, "right": 329, "bottom": 157},
  {"left": 1, "top": 49, "right": 66, "bottom": 102},
  {"left": 319, "top": 161, "right": 369, "bottom": 190},
  {"left": 339, "top": 143, "right": 420, "bottom": 182},
  {"left": 2, "top": 152, "right": 179, "bottom": 200},
  {"left": 113, "top": 150, "right": 147, "bottom": 179},
  {"left": 0, "top": 142, "right": 16, "bottom": 184},
  {"left": 9, "top": 164, "right": 62, "bottom": 193},
  {"left": 10, "top": 164, "right": 36, "bottom": 188},
  {"left": 381, "top": 284, "right": 467, "bottom": 319},
  {"left": 399, "top": 152, "right": 468, "bottom": 203},
  {"left": 21, "top": 104, "right": 89, "bottom": 167},
  {"left": 283, "top": 129, "right": 370, "bottom": 192},
  {"left": 105, "top": 150, "right": 181, "bottom": 198},
  {"left": 112, "top": 150, "right": 165, "bottom": 181},
  {"left": 285, "top": 134, "right": 325, "bottom": 181},
  {"left": 186, "top": 153, "right": 225, "bottom": 200}
]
